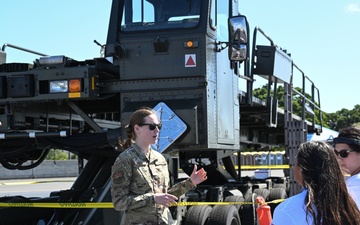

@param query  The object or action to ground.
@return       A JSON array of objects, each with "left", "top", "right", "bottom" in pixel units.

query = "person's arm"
[
  {"left": 168, "top": 165, "right": 207, "bottom": 197},
  {"left": 111, "top": 156, "right": 154, "bottom": 211},
  {"left": 167, "top": 178, "right": 196, "bottom": 197}
]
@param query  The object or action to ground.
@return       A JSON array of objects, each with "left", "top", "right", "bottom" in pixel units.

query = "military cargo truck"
[{"left": 0, "top": 0, "right": 322, "bottom": 224}]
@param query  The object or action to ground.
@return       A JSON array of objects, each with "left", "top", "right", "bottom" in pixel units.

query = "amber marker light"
[
  {"left": 69, "top": 79, "right": 81, "bottom": 92},
  {"left": 184, "top": 40, "right": 199, "bottom": 48},
  {"left": 186, "top": 41, "right": 194, "bottom": 48}
]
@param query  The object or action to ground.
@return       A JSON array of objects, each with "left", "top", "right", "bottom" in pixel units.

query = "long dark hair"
[
  {"left": 297, "top": 141, "right": 360, "bottom": 225},
  {"left": 119, "top": 107, "right": 154, "bottom": 150}
]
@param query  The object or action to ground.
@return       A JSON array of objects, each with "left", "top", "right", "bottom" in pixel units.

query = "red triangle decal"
[{"left": 186, "top": 56, "right": 195, "bottom": 66}]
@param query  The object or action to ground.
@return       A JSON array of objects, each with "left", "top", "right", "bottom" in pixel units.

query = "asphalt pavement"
[
  {"left": 0, "top": 177, "right": 76, "bottom": 198},
  {"left": 0, "top": 177, "right": 76, "bottom": 184}
]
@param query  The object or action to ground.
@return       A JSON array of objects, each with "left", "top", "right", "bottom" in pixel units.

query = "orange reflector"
[
  {"left": 186, "top": 41, "right": 194, "bottom": 48},
  {"left": 69, "top": 79, "right": 81, "bottom": 92}
]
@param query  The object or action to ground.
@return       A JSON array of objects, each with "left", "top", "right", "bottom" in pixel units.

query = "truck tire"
[
  {"left": 208, "top": 205, "right": 241, "bottom": 225},
  {"left": 184, "top": 205, "right": 212, "bottom": 225},
  {"left": 253, "top": 188, "right": 270, "bottom": 201},
  {"left": 273, "top": 177, "right": 290, "bottom": 194},
  {"left": 224, "top": 195, "right": 245, "bottom": 211},
  {"left": 241, "top": 193, "right": 258, "bottom": 225},
  {"left": 273, "top": 183, "right": 286, "bottom": 189},
  {"left": 268, "top": 188, "right": 287, "bottom": 214}
]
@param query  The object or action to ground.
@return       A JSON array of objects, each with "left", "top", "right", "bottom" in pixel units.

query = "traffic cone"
[{"left": 256, "top": 196, "right": 272, "bottom": 225}]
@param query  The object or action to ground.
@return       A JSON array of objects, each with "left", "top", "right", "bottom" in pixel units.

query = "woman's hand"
[
  {"left": 190, "top": 164, "right": 208, "bottom": 185},
  {"left": 154, "top": 193, "right": 178, "bottom": 207}
]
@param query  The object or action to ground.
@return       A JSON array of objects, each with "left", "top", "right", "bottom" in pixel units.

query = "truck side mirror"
[{"left": 228, "top": 15, "right": 248, "bottom": 62}]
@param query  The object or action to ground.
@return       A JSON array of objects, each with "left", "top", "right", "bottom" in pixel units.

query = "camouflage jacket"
[{"left": 111, "top": 143, "right": 196, "bottom": 225}]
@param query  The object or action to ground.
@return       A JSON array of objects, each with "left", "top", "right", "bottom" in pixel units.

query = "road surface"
[{"left": 0, "top": 177, "right": 75, "bottom": 198}]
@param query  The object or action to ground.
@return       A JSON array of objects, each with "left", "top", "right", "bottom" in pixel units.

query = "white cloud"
[{"left": 346, "top": 3, "right": 360, "bottom": 12}]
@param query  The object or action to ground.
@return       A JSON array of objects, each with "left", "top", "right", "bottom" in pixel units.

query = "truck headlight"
[
  {"left": 50, "top": 80, "right": 68, "bottom": 93},
  {"left": 49, "top": 79, "right": 81, "bottom": 93}
]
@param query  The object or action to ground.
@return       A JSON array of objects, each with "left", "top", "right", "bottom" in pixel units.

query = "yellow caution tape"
[
  {"left": 0, "top": 199, "right": 285, "bottom": 208},
  {"left": 173, "top": 199, "right": 284, "bottom": 207},
  {"left": 239, "top": 165, "right": 290, "bottom": 169},
  {"left": 0, "top": 202, "right": 114, "bottom": 208}
]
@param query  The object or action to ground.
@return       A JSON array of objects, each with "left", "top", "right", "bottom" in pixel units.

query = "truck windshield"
[{"left": 121, "top": 0, "right": 201, "bottom": 32}]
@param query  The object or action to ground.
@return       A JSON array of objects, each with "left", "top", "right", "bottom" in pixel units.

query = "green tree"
[
  {"left": 253, "top": 85, "right": 324, "bottom": 126},
  {"left": 254, "top": 86, "right": 360, "bottom": 132},
  {"left": 46, "top": 149, "right": 69, "bottom": 160},
  {"left": 327, "top": 104, "right": 360, "bottom": 131}
]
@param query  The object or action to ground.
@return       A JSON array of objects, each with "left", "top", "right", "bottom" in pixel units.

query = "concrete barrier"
[{"left": 0, "top": 160, "right": 80, "bottom": 179}]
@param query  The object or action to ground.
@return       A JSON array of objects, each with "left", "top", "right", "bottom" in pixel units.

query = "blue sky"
[{"left": 1, "top": 1, "right": 359, "bottom": 113}]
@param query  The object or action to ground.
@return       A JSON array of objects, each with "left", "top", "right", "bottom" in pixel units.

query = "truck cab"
[{"left": 106, "top": 0, "right": 246, "bottom": 152}]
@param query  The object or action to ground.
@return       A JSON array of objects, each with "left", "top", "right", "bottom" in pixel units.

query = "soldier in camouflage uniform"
[{"left": 111, "top": 107, "right": 207, "bottom": 225}]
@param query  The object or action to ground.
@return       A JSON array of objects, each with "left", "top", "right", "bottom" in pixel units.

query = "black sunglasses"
[
  {"left": 138, "top": 123, "right": 162, "bottom": 130},
  {"left": 334, "top": 149, "right": 353, "bottom": 158}
]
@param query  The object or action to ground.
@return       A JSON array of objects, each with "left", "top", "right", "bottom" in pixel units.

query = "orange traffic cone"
[{"left": 256, "top": 196, "right": 272, "bottom": 225}]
